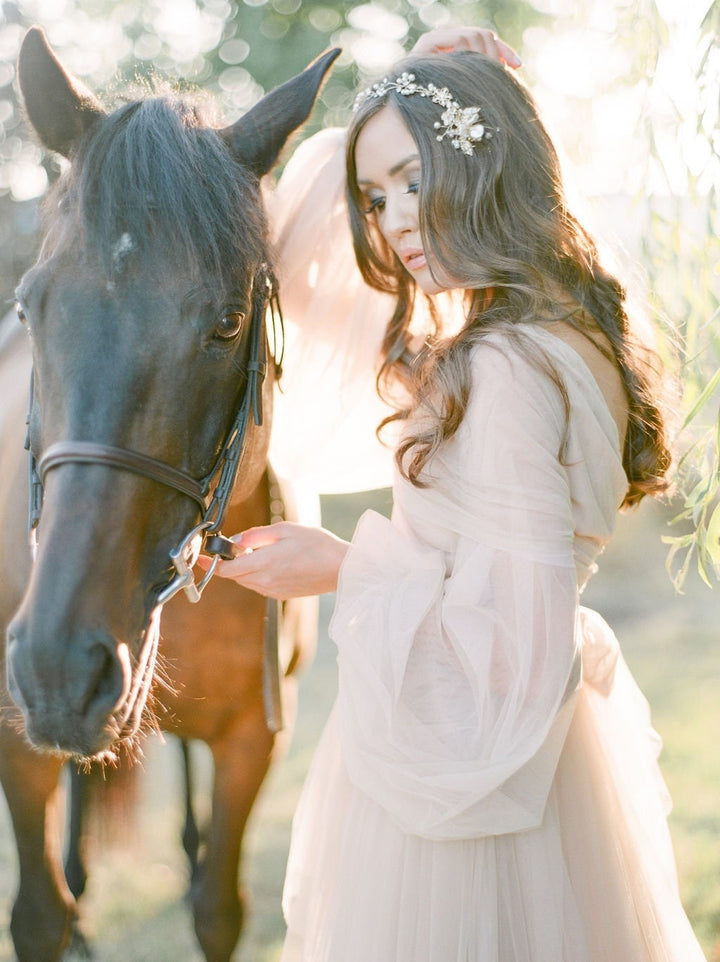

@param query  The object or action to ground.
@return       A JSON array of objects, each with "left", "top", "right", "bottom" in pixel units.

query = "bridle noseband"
[{"left": 25, "top": 269, "right": 283, "bottom": 607}]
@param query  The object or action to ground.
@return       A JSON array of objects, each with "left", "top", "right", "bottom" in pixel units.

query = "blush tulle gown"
[{"left": 267, "top": 131, "right": 706, "bottom": 962}]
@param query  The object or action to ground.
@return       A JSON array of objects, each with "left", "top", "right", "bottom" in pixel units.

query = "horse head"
[{"left": 6, "top": 27, "right": 338, "bottom": 759}]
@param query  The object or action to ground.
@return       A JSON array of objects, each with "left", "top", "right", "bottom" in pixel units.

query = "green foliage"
[{"left": 647, "top": 2, "right": 720, "bottom": 588}]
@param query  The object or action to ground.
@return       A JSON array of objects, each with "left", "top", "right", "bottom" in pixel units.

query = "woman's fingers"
[
  {"left": 195, "top": 522, "right": 349, "bottom": 599},
  {"left": 232, "top": 524, "right": 283, "bottom": 552},
  {"left": 478, "top": 32, "right": 519, "bottom": 65},
  {"left": 411, "top": 27, "right": 521, "bottom": 67}
]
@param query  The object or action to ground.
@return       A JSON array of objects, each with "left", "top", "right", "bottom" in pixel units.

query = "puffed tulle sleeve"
[
  {"left": 267, "top": 128, "right": 399, "bottom": 493},
  {"left": 330, "top": 340, "right": 583, "bottom": 840}
]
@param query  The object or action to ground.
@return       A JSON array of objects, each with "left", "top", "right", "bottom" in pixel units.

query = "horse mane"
[{"left": 43, "top": 91, "right": 269, "bottom": 289}]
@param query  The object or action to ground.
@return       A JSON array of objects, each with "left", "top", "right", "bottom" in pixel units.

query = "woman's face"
[{"left": 354, "top": 104, "right": 447, "bottom": 296}]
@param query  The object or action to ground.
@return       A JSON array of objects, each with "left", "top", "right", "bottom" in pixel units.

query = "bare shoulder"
[{"left": 541, "top": 319, "right": 628, "bottom": 449}]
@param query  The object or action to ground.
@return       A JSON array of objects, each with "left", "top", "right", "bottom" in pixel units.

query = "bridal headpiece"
[{"left": 352, "top": 71, "right": 494, "bottom": 156}]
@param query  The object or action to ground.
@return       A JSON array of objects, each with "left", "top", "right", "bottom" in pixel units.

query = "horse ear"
[
  {"left": 18, "top": 26, "right": 105, "bottom": 158},
  {"left": 221, "top": 47, "right": 341, "bottom": 178}
]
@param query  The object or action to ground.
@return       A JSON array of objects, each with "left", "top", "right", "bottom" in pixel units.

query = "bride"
[{"left": 203, "top": 27, "right": 704, "bottom": 962}]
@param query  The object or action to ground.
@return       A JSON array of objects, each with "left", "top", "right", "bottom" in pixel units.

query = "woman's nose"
[{"left": 382, "top": 191, "right": 416, "bottom": 240}]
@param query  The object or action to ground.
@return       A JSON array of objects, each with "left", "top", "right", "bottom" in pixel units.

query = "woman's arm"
[{"left": 330, "top": 342, "right": 581, "bottom": 840}]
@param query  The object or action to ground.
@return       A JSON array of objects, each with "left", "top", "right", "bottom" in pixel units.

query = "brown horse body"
[
  {"left": 154, "top": 482, "right": 317, "bottom": 962},
  {"left": 0, "top": 28, "right": 334, "bottom": 962}
]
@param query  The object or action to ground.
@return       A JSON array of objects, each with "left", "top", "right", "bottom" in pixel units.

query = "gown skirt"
[
  {"left": 276, "top": 334, "right": 705, "bottom": 962},
  {"left": 279, "top": 607, "right": 704, "bottom": 962}
]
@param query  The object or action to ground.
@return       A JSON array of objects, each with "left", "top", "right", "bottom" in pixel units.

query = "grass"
[{"left": 0, "top": 491, "right": 717, "bottom": 960}]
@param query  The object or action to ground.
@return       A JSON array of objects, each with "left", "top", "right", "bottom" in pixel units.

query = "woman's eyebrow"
[
  {"left": 389, "top": 153, "right": 420, "bottom": 176},
  {"left": 357, "top": 153, "right": 420, "bottom": 185}
]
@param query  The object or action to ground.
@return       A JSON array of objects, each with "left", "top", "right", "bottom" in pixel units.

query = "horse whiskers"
[
  {"left": 151, "top": 646, "right": 180, "bottom": 698},
  {"left": 2, "top": 708, "right": 43, "bottom": 745},
  {"left": 0, "top": 674, "right": 162, "bottom": 763},
  {"left": 73, "top": 749, "right": 119, "bottom": 773},
  {"left": 77, "top": 723, "right": 149, "bottom": 769},
  {"left": 137, "top": 695, "right": 163, "bottom": 743},
  {"left": 120, "top": 662, "right": 168, "bottom": 752},
  {"left": 0, "top": 705, "right": 25, "bottom": 730}
]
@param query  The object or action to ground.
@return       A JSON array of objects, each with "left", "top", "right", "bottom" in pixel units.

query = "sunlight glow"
[
  {"left": 0, "top": 0, "right": 714, "bottom": 205},
  {"left": 347, "top": 4, "right": 409, "bottom": 40},
  {"left": 152, "top": 0, "right": 225, "bottom": 62},
  {"left": 344, "top": 3, "right": 409, "bottom": 74},
  {"left": 524, "top": 0, "right": 715, "bottom": 197},
  {"left": 3, "top": 161, "right": 48, "bottom": 201}
]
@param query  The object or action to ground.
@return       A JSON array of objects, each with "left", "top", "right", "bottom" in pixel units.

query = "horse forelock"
[{"left": 42, "top": 93, "right": 269, "bottom": 289}]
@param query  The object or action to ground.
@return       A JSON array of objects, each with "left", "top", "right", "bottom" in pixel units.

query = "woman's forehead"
[{"left": 354, "top": 104, "right": 419, "bottom": 183}]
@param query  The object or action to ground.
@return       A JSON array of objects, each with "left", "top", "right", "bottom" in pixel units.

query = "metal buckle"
[{"left": 157, "top": 521, "right": 218, "bottom": 605}]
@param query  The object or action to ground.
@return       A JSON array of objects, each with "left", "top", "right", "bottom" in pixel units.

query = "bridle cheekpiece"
[{"left": 25, "top": 266, "right": 284, "bottom": 608}]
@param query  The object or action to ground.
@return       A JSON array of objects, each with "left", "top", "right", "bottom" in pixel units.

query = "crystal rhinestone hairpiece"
[{"left": 352, "top": 71, "right": 493, "bottom": 156}]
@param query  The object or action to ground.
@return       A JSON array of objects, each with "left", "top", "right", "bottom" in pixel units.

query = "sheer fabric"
[
  {"left": 333, "top": 339, "right": 582, "bottom": 841},
  {"left": 269, "top": 133, "right": 705, "bottom": 962},
  {"left": 268, "top": 127, "right": 397, "bottom": 494}
]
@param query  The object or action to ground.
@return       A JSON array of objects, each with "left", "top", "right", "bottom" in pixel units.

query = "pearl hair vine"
[{"left": 352, "top": 71, "right": 495, "bottom": 156}]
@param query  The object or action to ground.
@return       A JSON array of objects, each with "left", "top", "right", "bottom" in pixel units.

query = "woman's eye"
[
  {"left": 364, "top": 195, "right": 385, "bottom": 215},
  {"left": 406, "top": 181, "right": 419, "bottom": 195},
  {"left": 214, "top": 311, "right": 245, "bottom": 341}
]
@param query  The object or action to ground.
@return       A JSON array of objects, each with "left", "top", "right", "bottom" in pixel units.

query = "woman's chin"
[{"left": 412, "top": 266, "right": 450, "bottom": 295}]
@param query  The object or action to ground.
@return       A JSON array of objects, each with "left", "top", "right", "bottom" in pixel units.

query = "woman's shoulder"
[
  {"left": 466, "top": 321, "right": 626, "bottom": 451},
  {"left": 525, "top": 321, "right": 628, "bottom": 450},
  {"left": 465, "top": 323, "right": 562, "bottom": 401},
  {"left": 462, "top": 327, "right": 567, "bottom": 438},
  {"left": 539, "top": 321, "right": 628, "bottom": 446}
]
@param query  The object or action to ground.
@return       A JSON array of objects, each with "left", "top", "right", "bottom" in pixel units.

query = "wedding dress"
[{"left": 268, "top": 129, "right": 706, "bottom": 962}]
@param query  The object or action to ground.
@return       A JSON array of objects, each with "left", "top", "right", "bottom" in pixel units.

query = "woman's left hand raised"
[
  {"left": 196, "top": 521, "right": 350, "bottom": 600},
  {"left": 412, "top": 26, "right": 521, "bottom": 67}
]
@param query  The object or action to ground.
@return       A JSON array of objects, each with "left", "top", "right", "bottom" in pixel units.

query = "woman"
[{"left": 204, "top": 36, "right": 705, "bottom": 962}]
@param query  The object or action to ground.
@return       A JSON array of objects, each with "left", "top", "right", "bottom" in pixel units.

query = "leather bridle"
[{"left": 25, "top": 267, "right": 284, "bottom": 608}]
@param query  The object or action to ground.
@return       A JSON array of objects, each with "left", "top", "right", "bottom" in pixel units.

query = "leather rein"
[{"left": 25, "top": 268, "right": 284, "bottom": 608}]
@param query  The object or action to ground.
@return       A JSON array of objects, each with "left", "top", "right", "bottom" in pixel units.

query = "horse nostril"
[
  {"left": 68, "top": 637, "right": 126, "bottom": 720},
  {"left": 5, "top": 621, "right": 34, "bottom": 713},
  {"left": 79, "top": 645, "right": 112, "bottom": 711}
]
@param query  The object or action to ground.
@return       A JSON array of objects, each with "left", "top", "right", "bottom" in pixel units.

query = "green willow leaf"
[{"left": 682, "top": 367, "right": 720, "bottom": 430}]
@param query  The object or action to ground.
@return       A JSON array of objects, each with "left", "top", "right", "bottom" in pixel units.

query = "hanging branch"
[{"left": 637, "top": 1, "right": 720, "bottom": 588}]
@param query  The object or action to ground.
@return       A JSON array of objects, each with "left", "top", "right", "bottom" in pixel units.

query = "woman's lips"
[{"left": 401, "top": 248, "right": 427, "bottom": 271}]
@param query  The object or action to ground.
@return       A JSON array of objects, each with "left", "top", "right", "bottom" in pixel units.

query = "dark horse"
[{"left": 0, "top": 27, "right": 337, "bottom": 962}]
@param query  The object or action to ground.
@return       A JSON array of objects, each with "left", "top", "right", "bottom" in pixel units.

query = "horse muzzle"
[{"left": 5, "top": 608, "right": 160, "bottom": 758}]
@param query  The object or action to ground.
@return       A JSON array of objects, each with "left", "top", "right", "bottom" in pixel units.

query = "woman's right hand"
[
  {"left": 196, "top": 521, "right": 350, "bottom": 600},
  {"left": 411, "top": 27, "right": 521, "bottom": 68}
]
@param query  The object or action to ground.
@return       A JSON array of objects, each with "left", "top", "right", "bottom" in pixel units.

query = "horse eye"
[
  {"left": 214, "top": 311, "right": 245, "bottom": 341},
  {"left": 15, "top": 302, "right": 27, "bottom": 325}
]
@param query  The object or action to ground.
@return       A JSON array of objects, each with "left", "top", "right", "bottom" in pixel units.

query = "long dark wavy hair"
[{"left": 345, "top": 52, "right": 671, "bottom": 507}]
